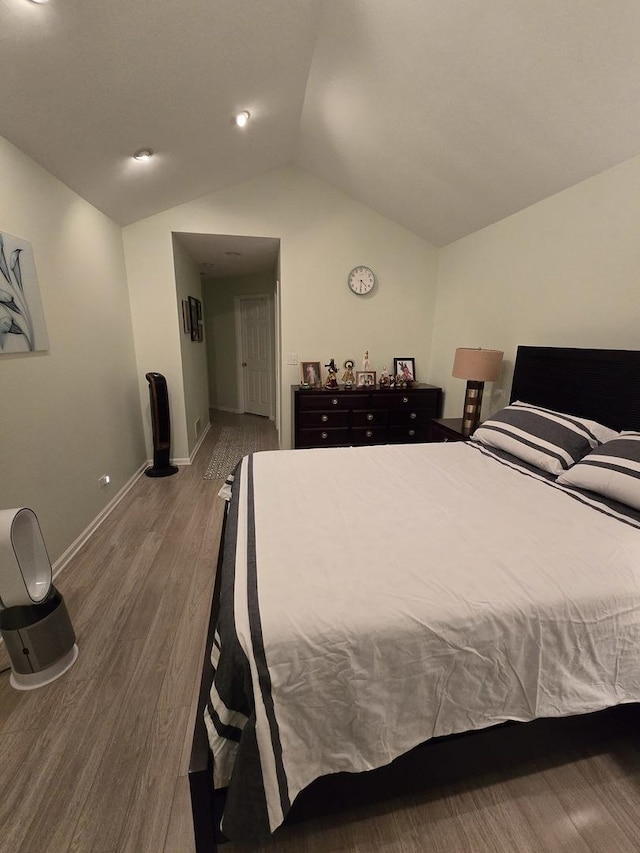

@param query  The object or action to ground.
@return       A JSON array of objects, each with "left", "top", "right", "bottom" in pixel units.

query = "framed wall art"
[
  {"left": 189, "top": 296, "right": 203, "bottom": 342},
  {"left": 0, "top": 231, "right": 49, "bottom": 354},
  {"left": 182, "top": 299, "right": 191, "bottom": 334}
]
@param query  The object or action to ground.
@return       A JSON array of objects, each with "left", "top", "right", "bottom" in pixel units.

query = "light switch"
[{"left": 286, "top": 352, "right": 298, "bottom": 365}]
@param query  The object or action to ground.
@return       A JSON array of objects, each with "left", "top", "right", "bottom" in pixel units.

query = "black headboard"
[{"left": 510, "top": 346, "right": 640, "bottom": 432}]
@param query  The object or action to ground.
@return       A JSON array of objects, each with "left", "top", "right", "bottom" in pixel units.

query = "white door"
[{"left": 239, "top": 296, "right": 272, "bottom": 417}]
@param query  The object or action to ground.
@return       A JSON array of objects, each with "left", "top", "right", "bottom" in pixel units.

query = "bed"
[{"left": 189, "top": 345, "right": 640, "bottom": 850}]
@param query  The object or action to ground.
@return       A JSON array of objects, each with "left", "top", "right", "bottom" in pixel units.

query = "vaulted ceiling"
[{"left": 3, "top": 0, "right": 640, "bottom": 247}]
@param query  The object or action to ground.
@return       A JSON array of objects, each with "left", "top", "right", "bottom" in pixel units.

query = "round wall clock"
[{"left": 348, "top": 265, "right": 375, "bottom": 296}]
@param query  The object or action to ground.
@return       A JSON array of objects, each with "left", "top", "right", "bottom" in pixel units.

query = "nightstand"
[{"left": 429, "top": 418, "right": 471, "bottom": 443}]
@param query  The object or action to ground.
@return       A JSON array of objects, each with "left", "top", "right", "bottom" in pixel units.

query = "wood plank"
[{"left": 163, "top": 775, "right": 197, "bottom": 853}]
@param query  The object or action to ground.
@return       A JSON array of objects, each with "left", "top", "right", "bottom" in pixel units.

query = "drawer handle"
[
  {"left": 402, "top": 396, "right": 409, "bottom": 404},
  {"left": 321, "top": 431, "right": 328, "bottom": 439},
  {"left": 410, "top": 412, "right": 417, "bottom": 419},
  {"left": 331, "top": 398, "right": 338, "bottom": 405},
  {"left": 321, "top": 415, "right": 328, "bottom": 422},
  {"left": 367, "top": 413, "right": 374, "bottom": 421},
  {"left": 409, "top": 429, "right": 415, "bottom": 436},
  {"left": 366, "top": 430, "right": 373, "bottom": 438}
]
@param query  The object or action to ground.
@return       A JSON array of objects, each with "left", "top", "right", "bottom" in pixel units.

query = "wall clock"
[{"left": 348, "top": 266, "right": 375, "bottom": 296}]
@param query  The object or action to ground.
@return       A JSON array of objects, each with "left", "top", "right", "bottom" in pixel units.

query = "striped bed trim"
[{"left": 244, "top": 455, "right": 291, "bottom": 825}]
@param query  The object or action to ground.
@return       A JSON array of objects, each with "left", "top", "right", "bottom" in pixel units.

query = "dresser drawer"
[
  {"left": 375, "top": 390, "right": 439, "bottom": 410},
  {"left": 298, "top": 410, "right": 350, "bottom": 428},
  {"left": 351, "top": 426, "right": 388, "bottom": 445},
  {"left": 388, "top": 408, "right": 433, "bottom": 427},
  {"left": 296, "top": 427, "right": 350, "bottom": 448},
  {"left": 297, "top": 392, "right": 359, "bottom": 411},
  {"left": 387, "top": 425, "right": 431, "bottom": 443},
  {"left": 351, "top": 408, "right": 388, "bottom": 427}
]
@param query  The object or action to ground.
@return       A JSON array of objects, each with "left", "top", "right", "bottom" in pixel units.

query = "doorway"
[{"left": 235, "top": 294, "right": 274, "bottom": 419}]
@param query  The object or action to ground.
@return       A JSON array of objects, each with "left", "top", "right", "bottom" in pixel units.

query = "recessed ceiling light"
[
  {"left": 233, "top": 111, "right": 250, "bottom": 128},
  {"left": 29, "top": 0, "right": 52, "bottom": 4},
  {"left": 133, "top": 148, "right": 154, "bottom": 161}
]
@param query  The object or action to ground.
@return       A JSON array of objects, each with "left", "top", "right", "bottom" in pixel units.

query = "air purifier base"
[{"left": 9, "top": 643, "right": 79, "bottom": 691}]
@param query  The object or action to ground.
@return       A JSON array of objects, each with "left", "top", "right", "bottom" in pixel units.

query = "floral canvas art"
[{"left": 0, "top": 232, "right": 49, "bottom": 354}]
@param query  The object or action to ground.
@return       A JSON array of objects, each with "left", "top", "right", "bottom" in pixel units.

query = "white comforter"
[{"left": 229, "top": 441, "right": 640, "bottom": 832}]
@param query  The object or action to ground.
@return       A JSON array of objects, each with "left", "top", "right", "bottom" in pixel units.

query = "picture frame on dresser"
[
  {"left": 394, "top": 357, "right": 415, "bottom": 382},
  {"left": 356, "top": 370, "right": 376, "bottom": 387},
  {"left": 300, "top": 361, "right": 322, "bottom": 388}
]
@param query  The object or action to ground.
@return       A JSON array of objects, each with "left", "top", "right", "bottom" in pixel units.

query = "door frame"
[{"left": 234, "top": 294, "right": 275, "bottom": 420}]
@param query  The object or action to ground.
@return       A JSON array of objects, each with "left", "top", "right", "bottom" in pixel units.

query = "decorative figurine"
[
  {"left": 324, "top": 358, "right": 339, "bottom": 389},
  {"left": 379, "top": 367, "right": 390, "bottom": 387},
  {"left": 342, "top": 359, "right": 355, "bottom": 387},
  {"left": 363, "top": 350, "right": 370, "bottom": 371}
]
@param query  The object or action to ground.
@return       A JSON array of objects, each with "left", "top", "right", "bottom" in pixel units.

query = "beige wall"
[
  {"left": 430, "top": 153, "right": 640, "bottom": 421},
  {"left": 0, "top": 136, "right": 145, "bottom": 562},
  {"left": 172, "top": 235, "right": 210, "bottom": 458},
  {"left": 123, "top": 166, "right": 440, "bottom": 451},
  {"left": 203, "top": 272, "right": 277, "bottom": 413}
]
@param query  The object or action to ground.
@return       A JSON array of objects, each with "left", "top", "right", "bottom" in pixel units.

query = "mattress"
[{"left": 205, "top": 441, "right": 640, "bottom": 841}]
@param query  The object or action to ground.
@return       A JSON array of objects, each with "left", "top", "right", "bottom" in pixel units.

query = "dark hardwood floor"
[{"left": 2, "top": 411, "right": 640, "bottom": 852}]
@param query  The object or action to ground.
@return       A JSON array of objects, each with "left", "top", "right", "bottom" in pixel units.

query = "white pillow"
[
  {"left": 472, "top": 401, "right": 618, "bottom": 476},
  {"left": 556, "top": 432, "right": 640, "bottom": 510}
]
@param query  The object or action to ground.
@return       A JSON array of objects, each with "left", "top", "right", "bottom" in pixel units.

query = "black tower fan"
[{"left": 145, "top": 372, "right": 178, "bottom": 477}]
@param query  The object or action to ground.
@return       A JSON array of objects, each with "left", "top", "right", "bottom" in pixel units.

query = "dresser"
[{"left": 292, "top": 384, "right": 442, "bottom": 449}]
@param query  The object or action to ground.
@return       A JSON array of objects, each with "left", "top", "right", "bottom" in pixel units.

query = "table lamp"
[{"left": 452, "top": 347, "right": 503, "bottom": 435}]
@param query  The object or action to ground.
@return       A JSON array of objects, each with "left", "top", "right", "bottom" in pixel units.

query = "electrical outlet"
[{"left": 99, "top": 474, "right": 110, "bottom": 486}]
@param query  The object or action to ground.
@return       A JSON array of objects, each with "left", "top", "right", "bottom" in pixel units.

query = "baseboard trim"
[
  {"left": 212, "top": 405, "right": 242, "bottom": 414},
  {"left": 52, "top": 461, "right": 148, "bottom": 581},
  {"left": 190, "top": 420, "right": 211, "bottom": 463}
]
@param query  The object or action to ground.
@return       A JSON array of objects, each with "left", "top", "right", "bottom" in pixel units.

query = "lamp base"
[{"left": 461, "top": 380, "right": 485, "bottom": 435}]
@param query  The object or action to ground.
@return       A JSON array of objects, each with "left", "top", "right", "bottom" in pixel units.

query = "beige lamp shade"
[{"left": 452, "top": 348, "right": 503, "bottom": 382}]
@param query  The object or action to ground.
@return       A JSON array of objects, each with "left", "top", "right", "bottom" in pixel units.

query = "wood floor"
[{"left": 2, "top": 412, "right": 640, "bottom": 853}]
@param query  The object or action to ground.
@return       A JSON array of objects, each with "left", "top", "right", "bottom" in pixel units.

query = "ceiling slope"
[{"left": 2, "top": 1, "right": 640, "bottom": 245}]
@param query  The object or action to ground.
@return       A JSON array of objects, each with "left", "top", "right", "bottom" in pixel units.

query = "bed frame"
[{"left": 189, "top": 345, "right": 640, "bottom": 851}]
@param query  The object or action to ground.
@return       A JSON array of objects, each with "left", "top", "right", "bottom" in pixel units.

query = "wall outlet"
[{"left": 99, "top": 474, "right": 110, "bottom": 486}]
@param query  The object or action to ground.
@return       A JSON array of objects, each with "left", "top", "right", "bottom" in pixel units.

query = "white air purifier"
[{"left": 0, "top": 508, "right": 78, "bottom": 690}]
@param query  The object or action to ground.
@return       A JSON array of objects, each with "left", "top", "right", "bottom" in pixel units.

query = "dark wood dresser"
[{"left": 292, "top": 384, "right": 442, "bottom": 449}]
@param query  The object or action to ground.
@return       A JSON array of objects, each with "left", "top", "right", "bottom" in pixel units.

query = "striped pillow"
[
  {"left": 556, "top": 432, "right": 640, "bottom": 510},
  {"left": 472, "top": 401, "right": 618, "bottom": 475}
]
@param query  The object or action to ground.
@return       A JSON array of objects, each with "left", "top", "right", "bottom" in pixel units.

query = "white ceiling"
[{"left": 3, "top": 0, "right": 640, "bottom": 257}]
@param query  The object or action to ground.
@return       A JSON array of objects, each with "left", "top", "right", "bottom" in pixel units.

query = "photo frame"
[
  {"left": 189, "top": 296, "right": 202, "bottom": 342},
  {"left": 393, "top": 357, "right": 415, "bottom": 382},
  {"left": 181, "top": 300, "right": 191, "bottom": 334},
  {"left": 356, "top": 370, "right": 376, "bottom": 388},
  {"left": 300, "top": 361, "right": 322, "bottom": 388}
]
